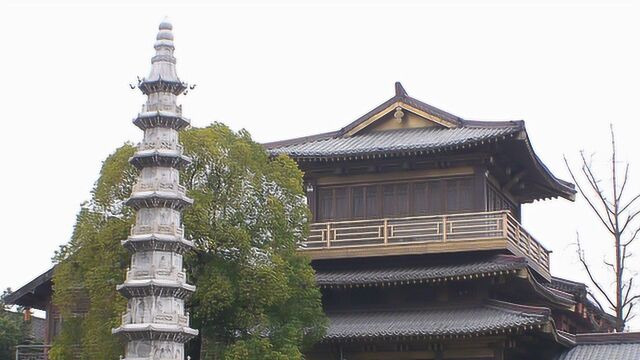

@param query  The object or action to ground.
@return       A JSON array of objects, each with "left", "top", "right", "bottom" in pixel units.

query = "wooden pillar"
[
  {"left": 474, "top": 165, "right": 488, "bottom": 211},
  {"left": 306, "top": 179, "right": 318, "bottom": 222}
]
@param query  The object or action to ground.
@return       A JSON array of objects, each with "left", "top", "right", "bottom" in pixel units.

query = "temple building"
[
  {"left": 5, "top": 22, "right": 640, "bottom": 360},
  {"left": 263, "top": 82, "right": 640, "bottom": 359}
]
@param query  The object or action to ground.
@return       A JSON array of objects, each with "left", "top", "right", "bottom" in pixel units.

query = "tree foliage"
[
  {"left": 1, "top": 289, "right": 30, "bottom": 359},
  {"left": 50, "top": 123, "right": 326, "bottom": 359},
  {"left": 50, "top": 144, "right": 136, "bottom": 360}
]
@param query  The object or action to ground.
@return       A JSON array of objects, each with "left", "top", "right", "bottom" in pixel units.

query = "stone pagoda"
[{"left": 112, "top": 19, "right": 198, "bottom": 360}]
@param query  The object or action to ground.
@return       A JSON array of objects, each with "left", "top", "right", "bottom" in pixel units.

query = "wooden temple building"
[{"left": 7, "top": 83, "right": 640, "bottom": 359}]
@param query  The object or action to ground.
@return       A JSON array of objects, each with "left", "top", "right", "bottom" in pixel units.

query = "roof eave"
[{"left": 4, "top": 267, "right": 55, "bottom": 309}]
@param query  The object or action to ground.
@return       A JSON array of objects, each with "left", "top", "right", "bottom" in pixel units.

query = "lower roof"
[
  {"left": 555, "top": 333, "right": 640, "bottom": 360},
  {"left": 315, "top": 254, "right": 526, "bottom": 288},
  {"left": 323, "top": 300, "right": 551, "bottom": 341}
]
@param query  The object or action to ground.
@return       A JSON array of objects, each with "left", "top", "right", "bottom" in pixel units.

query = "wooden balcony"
[{"left": 302, "top": 210, "right": 551, "bottom": 280}]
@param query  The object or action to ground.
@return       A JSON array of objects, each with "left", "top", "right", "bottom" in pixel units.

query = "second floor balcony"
[{"left": 302, "top": 210, "right": 551, "bottom": 281}]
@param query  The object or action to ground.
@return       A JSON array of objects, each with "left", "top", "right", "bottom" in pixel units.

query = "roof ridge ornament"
[
  {"left": 395, "top": 81, "right": 408, "bottom": 97},
  {"left": 394, "top": 106, "right": 405, "bottom": 123}
]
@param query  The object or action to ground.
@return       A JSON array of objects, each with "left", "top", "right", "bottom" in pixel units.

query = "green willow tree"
[{"left": 50, "top": 124, "right": 326, "bottom": 360}]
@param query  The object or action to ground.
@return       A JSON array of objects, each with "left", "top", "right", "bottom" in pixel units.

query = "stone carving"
[
  {"left": 128, "top": 340, "right": 152, "bottom": 358},
  {"left": 133, "top": 298, "right": 147, "bottom": 323}
]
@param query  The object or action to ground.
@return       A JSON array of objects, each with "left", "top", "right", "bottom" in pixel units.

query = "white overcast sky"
[{"left": 2, "top": 0, "right": 640, "bottom": 328}]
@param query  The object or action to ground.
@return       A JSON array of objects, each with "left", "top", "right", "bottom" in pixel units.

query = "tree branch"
[
  {"left": 576, "top": 234, "right": 616, "bottom": 309},
  {"left": 623, "top": 294, "right": 640, "bottom": 308},
  {"left": 620, "top": 193, "right": 640, "bottom": 214},
  {"left": 621, "top": 210, "right": 640, "bottom": 234},
  {"left": 564, "top": 156, "right": 616, "bottom": 234},
  {"left": 622, "top": 227, "right": 640, "bottom": 247}
]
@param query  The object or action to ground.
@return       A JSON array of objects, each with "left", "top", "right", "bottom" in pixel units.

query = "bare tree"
[{"left": 564, "top": 125, "right": 640, "bottom": 331}]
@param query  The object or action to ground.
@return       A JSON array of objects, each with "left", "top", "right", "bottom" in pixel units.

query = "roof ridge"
[
  {"left": 262, "top": 130, "right": 339, "bottom": 149},
  {"left": 575, "top": 332, "right": 640, "bottom": 344},
  {"left": 486, "top": 299, "right": 552, "bottom": 317},
  {"left": 326, "top": 303, "right": 493, "bottom": 315}
]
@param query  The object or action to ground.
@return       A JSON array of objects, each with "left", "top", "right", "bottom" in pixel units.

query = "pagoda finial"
[
  {"left": 138, "top": 17, "right": 187, "bottom": 94},
  {"left": 159, "top": 16, "right": 172, "bottom": 30},
  {"left": 154, "top": 17, "right": 175, "bottom": 53},
  {"left": 395, "top": 81, "right": 408, "bottom": 97}
]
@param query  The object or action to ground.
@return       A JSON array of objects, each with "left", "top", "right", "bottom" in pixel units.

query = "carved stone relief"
[
  {"left": 137, "top": 167, "right": 180, "bottom": 193},
  {"left": 127, "top": 340, "right": 152, "bottom": 358},
  {"left": 127, "top": 296, "right": 186, "bottom": 328},
  {"left": 152, "top": 341, "right": 182, "bottom": 359},
  {"left": 143, "top": 127, "right": 178, "bottom": 150}
]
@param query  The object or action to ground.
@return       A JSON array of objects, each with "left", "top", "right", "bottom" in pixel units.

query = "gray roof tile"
[
  {"left": 556, "top": 343, "right": 640, "bottom": 360},
  {"left": 316, "top": 255, "right": 526, "bottom": 287},
  {"left": 269, "top": 125, "right": 521, "bottom": 160},
  {"left": 324, "top": 300, "right": 550, "bottom": 340},
  {"left": 556, "top": 334, "right": 640, "bottom": 360}
]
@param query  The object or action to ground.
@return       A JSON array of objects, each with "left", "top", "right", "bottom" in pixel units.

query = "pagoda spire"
[
  {"left": 113, "top": 19, "right": 198, "bottom": 359},
  {"left": 138, "top": 17, "right": 188, "bottom": 96}
]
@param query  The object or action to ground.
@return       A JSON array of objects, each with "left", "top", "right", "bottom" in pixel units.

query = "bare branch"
[
  {"left": 567, "top": 125, "right": 639, "bottom": 331},
  {"left": 586, "top": 290, "right": 607, "bottom": 312},
  {"left": 564, "top": 156, "right": 616, "bottom": 234},
  {"left": 624, "top": 311, "right": 636, "bottom": 324},
  {"left": 623, "top": 302, "right": 634, "bottom": 323},
  {"left": 623, "top": 227, "right": 640, "bottom": 247},
  {"left": 622, "top": 278, "right": 634, "bottom": 305},
  {"left": 621, "top": 210, "right": 640, "bottom": 234},
  {"left": 576, "top": 234, "right": 616, "bottom": 309},
  {"left": 581, "top": 151, "right": 615, "bottom": 215},
  {"left": 603, "top": 258, "right": 615, "bottom": 272},
  {"left": 617, "top": 163, "right": 630, "bottom": 203},
  {"left": 620, "top": 193, "right": 640, "bottom": 214},
  {"left": 623, "top": 294, "right": 640, "bottom": 308}
]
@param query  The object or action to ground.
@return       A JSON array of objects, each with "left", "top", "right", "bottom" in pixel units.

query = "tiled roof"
[
  {"left": 549, "top": 277, "right": 588, "bottom": 296},
  {"left": 556, "top": 344, "right": 640, "bottom": 360},
  {"left": 4, "top": 266, "right": 54, "bottom": 310},
  {"left": 556, "top": 333, "right": 640, "bottom": 360},
  {"left": 547, "top": 277, "right": 618, "bottom": 327},
  {"left": 269, "top": 125, "right": 522, "bottom": 160},
  {"left": 263, "top": 83, "right": 575, "bottom": 201},
  {"left": 315, "top": 255, "right": 526, "bottom": 287},
  {"left": 323, "top": 300, "right": 551, "bottom": 340}
]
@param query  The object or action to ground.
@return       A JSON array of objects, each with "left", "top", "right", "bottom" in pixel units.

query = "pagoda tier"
[
  {"left": 129, "top": 149, "right": 192, "bottom": 170},
  {"left": 125, "top": 192, "right": 193, "bottom": 211},
  {"left": 138, "top": 78, "right": 188, "bottom": 96},
  {"left": 113, "top": 327, "right": 198, "bottom": 342},
  {"left": 122, "top": 234, "right": 194, "bottom": 254},
  {"left": 113, "top": 18, "right": 198, "bottom": 360},
  {"left": 117, "top": 279, "right": 196, "bottom": 299},
  {"left": 134, "top": 111, "right": 191, "bottom": 131}
]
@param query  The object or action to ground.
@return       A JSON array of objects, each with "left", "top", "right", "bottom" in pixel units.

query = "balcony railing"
[
  {"left": 130, "top": 224, "right": 184, "bottom": 237},
  {"left": 15, "top": 345, "right": 51, "bottom": 360},
  {"left": 126, "top": 267, "right": 187, "bottom": 283},
  {"left": 137, "top": 141, "right": 184, "bottom": 153},
  {"left": 121, "top": 311, "right": 190, "bottom": 326},
  {"left": 140, "top": 103, "right": 183, "bottom": 115},
  {"left": 302, "top": 210, "right": 550, "bottom": 279},
  {"left": 132, "top": 181, "right": 187, "bottom": 195}
]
